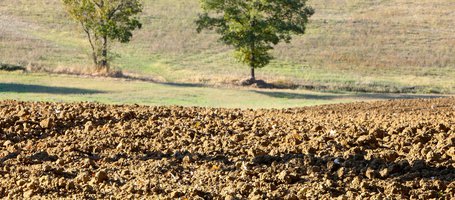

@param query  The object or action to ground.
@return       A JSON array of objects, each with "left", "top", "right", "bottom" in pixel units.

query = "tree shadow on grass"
[
  {"left": 161, "top": 82, "right": 206, "bottom": 88},
  {"left": 119, "top": 74, "right": 205, "bottom": 88},
  {"left": 0, "top": 63, "right": 26, "bottom": 72},
  {"left": 0, "top": 83, "right": 105, "bottom": 94},
  {"left": 254, "top": 90, "right": 447, "bottom": 100},
  {"left": 254, "top": 91, "right": 337, "bottom": 100}
]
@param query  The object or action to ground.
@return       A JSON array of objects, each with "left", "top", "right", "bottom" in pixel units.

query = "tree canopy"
[
  {"left": 196, "top": 0, "right": 314, "bottom": 81},
  {"left": 62, "top": 0, "right": 142, "bottom": 72}
]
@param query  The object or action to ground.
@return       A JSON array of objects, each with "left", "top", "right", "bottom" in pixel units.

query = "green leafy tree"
[
  {"left": 62, "top": 0, "right": 142, "bottom": 72},
  {"left": 196, "top": 0, "right": 314, "bottom": 82}
]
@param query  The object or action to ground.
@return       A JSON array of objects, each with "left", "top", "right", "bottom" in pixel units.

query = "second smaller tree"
[
  {"left": 196, "top": 0, "right": 314, "bottom": 82},
  {"left": 62, "top": 0, "right": 142, "bottom": 73}
]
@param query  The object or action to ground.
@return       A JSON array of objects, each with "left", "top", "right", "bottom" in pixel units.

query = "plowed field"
[{"left": 0, "top": 99, "right": 454, "bottom": 199}]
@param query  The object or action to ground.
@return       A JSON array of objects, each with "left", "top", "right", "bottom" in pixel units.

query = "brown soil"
[{"left": 0, "top": 99, "right": 454, "bottom": 199}]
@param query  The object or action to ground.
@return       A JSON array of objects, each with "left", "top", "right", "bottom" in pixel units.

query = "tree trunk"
[
  {"left": 92, "top": 52, "right": 98, "bottom": 66},
  {"left": 98, "top": 36, "right": 109, "bottom": 72},
  {"left": 249, "top": 17, "right": 256, "bottom": 81},
  {"left": 250, "top": 40, "right": 255, "bottom": 81},
  {"left": 250, "top": 66, "right": 255, "bottom": 80}
]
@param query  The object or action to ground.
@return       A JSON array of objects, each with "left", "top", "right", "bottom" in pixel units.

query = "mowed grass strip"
[{"left": 0, "top": 72, "right": 448, "bottom": 109}]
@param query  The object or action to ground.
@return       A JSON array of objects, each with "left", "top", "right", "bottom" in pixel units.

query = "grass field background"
[
  {"left": 0, "top": 0, "right": 454, "bottom": 107},
  {"left": 1, "top": 0, "right": 454, "bottom": 92}
]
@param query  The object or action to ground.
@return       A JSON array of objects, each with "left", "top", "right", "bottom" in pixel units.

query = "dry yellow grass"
[{"left": 0, "top": 0, "right": 454, "bottom": 93}]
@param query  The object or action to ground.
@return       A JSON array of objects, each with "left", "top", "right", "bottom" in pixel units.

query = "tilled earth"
[{"left": 0, "top": 98, "right": 454, "bottom": 199}]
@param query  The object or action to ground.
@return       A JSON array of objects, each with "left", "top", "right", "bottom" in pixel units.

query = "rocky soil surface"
[{"left": 0, "top": 98, "right": 454, "bottom": 199}]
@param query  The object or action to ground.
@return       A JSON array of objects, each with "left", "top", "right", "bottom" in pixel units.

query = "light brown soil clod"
[{"left": 0, "top": 99, "right": 454, "bottom": 199}]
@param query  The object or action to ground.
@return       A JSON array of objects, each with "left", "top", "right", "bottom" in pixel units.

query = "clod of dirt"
[
  {"left": 356, "top": 135, "right": 378, "bottom": 148},
  {"left": 277, "top": 170, "right": 292, "bottom": 183},
  {"left": 17, "top": 109, "right": 30, "bottom": 117},
  {"left": 381, "top": 150, "right": 399, "bottom": 162},
  {"left": 365, "top": 168, "right": 377, "bottom": 179},
  {"left": 55, "top": 159, "right": 65, "bottom": 166},
  {"left": 94, "top": 170, "right": 108, "bottom": 183},
  {"left": 76, "top": 172, "right": 91, "bottom": 183},
  {"left": 447, "top": 147, "right": 455, "bottom": 160},
  {"left": 84, "top": 121, "right": 94, "bottom": 132},
  {"left": 23, "top": 190, "right": 34, "bottom": 198},
  {"left": 40, "top": 118, "right": 53, "bottom": 129},
  {"left": 2, "top": 140, "right": 12, "bottom": 147},
  {"left": 42, "top": 165, "right": 52, "bottom": 172},
  {"left": 379, "top": 167, "right": 390, "bottom": 178},
  {"left": 170, "top": 191, "right": 184, "bottom": 198}
]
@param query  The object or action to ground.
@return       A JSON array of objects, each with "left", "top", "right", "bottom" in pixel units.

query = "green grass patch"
[{"left": 1, "top": 72, "right": 447, "bottom": 108}]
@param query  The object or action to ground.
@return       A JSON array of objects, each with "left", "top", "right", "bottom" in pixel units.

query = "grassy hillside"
[{"left": 1, "top": 0, "right": 455, "bottom": 93}]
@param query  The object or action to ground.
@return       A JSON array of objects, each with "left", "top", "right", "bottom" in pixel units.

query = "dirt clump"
[{"left": 0, "top": 98, "right": 454, "bottom": 199}]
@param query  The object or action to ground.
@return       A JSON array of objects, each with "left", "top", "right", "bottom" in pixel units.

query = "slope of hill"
[{"left": 1, "top": 0, "right": 454, "bottom": 93}]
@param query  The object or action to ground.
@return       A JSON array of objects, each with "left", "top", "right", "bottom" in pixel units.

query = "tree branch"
[
  {"left": 81, "top": 21, "right": 98, "bottom": 65},
  {"left": 107, "top": 3, "right": 123, "bottom": 20}
]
